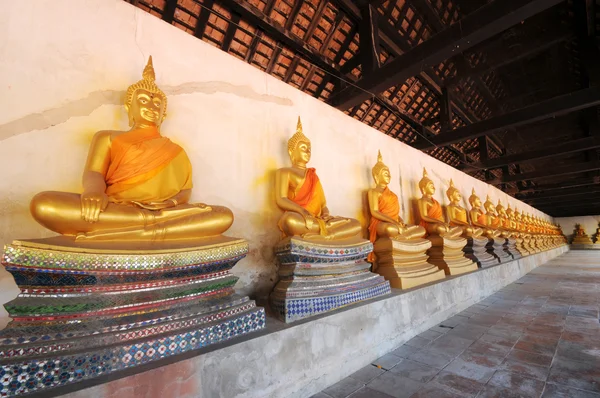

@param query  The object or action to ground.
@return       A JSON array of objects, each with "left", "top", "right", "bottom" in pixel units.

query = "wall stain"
[{"left": 0, "top": 82, "right": 293, "bottom": 142}]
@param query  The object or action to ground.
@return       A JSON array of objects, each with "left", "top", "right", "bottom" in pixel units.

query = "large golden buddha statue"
[
  {"left": 275, "top": 118, "right": 360, "bottom": 240},
  {"left": 30, "top": 57, "right": 233, "bottom": 241},
  {"left": 445, "top": 180, "right": 483, "bottom": 238},
  {"left": 367, "top": 152, "right": 425, "bottom": 242},
  {"left": 468, "top": 190, "right": 500, "bottom": 238},
  {"left": 416, "top": 169, "right": 462, "bottom": 238}
]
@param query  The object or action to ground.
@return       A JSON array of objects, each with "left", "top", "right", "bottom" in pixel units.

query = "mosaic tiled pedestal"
[
  {"left": 464, "top": 237, "right": 498, "bottom": 268},
  {"left": 504, "top": 237, "right": 521, "bottom": 260},
  {"left": 425, "top": 235, "right": 478, "bottom": 276},
  {"left": 270, "top": 237, "right": 391, "bottom": 323},
  {"left": 0, "top": 237, "right": 265, "bottom": 397},
  {"left": 372, "top": 237, "right": 445, "bottom": 289},
  {"left": 487, "top": 237, "right": 511, "bottom": 263}
]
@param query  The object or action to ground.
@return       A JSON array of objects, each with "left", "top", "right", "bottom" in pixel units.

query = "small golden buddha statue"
[
  {"left": 506, "top": 204, "right": 518, "bottom": 231},
  {"left": 275, "top": 117, "right": 361, "bottom": 240},
  {"left": 416, "top": 169, "right": 462, "bottom": 238},
  {"left": 468, "top": 189, "right": 500, "bottom": 238},
  {"left": 483, "top": 196, "right": 502, "bottom": 230},
  {"left": 367, "top": 151, "right": 425, "bottom": 242},
  {"left": 495, "top": 200, "right": 513, "bottom": 238},
  {"left": 445, "top": 180, "right": 482, "bottom": 238},
  {"left": 30, "top": 57, "right": 233, "bottom": 241}
]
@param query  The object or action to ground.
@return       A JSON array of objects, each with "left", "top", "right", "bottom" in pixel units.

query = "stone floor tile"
[
  {"left": 446, "top": 323, "right": 489, "bottom": 341},
  {"left": 409, "top": 385, "right": 463, "bottom": 398},
  {"left": 426, "top": 371, "right": 484, "bottom": 397},
  {"left": 347, "top": 387, "right": 395, "bottom": 398},
  {"left": 349, "top": 365, "right": 385, "bottom": 384},
  {"left": 487, "top": 370, "right": 546, "bottom": 398},
  {"left": 468, "top": 340, "right": 512, "bottom": 358},
  {"left": 568, "top": 307, "right": 599, "bottom": 319},
  {"left": 311, "top": 393, "right": 334, "bottom": 398},
  {"left": 525, "top": 323, "right": 564, "bottom": 339},
  {"left": 323, "top": 377, "right": 364, "bottom": 398},
  {"left": 417, "top": 329, "right": 443, "bottom": 342},
  {"left": 555, "top": 340, "right": 600, "bottom": 365},
  {"left": 429, "top": 325, "right": 453, "bottom": 334},
  {"left": 514, "top": 335, "right": 559, "bottom": 356},
  {"left": 488, "top": 324, "right": 526, "bottom": 340},
  {"left": 366, "top": 372, "right": 424, "bottom": 398},
  {"left": 539, "top": 305, "right": 570, "bottom": 315},
  {"left": 507, "top": 349, "right": 554, "bottom": 367},
  {"left": 561, "top": 330, "right": 600, "bottom": 346},
  {"left": 427, "top": 334, "right": 474, "bottom": 357},
  {"left": 458, "top": 347, "right": 506, "bottom": 368},
  {"left": 477, "top": 384, "right": 533, "bottom": 398},
  {"left": 548, "top": 357, "right": 600, "bottom": 393},
  {"left": 466, "top": 314, "right": 504, "bottom": 328},
  {"left": 372, "top": 353, "right": 403, "bottom": 370},
  {"left": 407, "top": 349, "right": 454, "bottom": 369},
  {"left": 439, "top": 316, "right": 467, "bottom": 328},
  {"left": 388, "top": 359, "right": 439, "bottom": 383},
  {"left": 479, "top": 332, "right": 520, "bottom": 348},
  {"left": 443, "top": 357, "right": 496, "bottom": 383},
  {"left": 498, "top": 358, "right": 550, "bottom": 381},
  {"left": 405, "top": 336, "right": 430, "bottom": 349},
  {"left": 391, "top": 344, "right": 421, "bottom": 358},
  {"left": 542, "top": 383, "right": 600, "bottom": 398}
]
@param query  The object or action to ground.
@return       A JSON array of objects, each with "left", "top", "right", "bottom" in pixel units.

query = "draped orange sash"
[
  {"left": 419, "top": 198, "right": 443, "bottom": 228},
  {"left": 368, "top": 187, "right": 399, "bottom": 244},
  {"left": 105, "top": 127, "right": 182, "bottom": 195},
  {"left": 477, "top": 213, "right": 487, "bottom": 226},
  {"left": 289, "top": 168, "right": 325, "bottom": 217},
  {"left": 490, "top": 216, "right": 500, "bottom": 228}
]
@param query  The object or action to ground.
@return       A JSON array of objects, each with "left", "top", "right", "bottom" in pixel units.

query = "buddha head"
[
  {"left": 419, "top": 168, "right": 435, "bottom": 196},
  {"left": 496, "top": 200, "right": 507, "bottom": 218},
  {"left": 288, "top": 117, "right": 311, "bottom": 166},
  {"left": 484, "top": 195, "right": 496, "bottom": 215},
  {"left": 506, "top": 204, "right": 515, "bottom": 220},
  {"left": 125, "top": 56, "right": 168, "bottom": 128},
  {"left": 372, "top": 151, "right": 391, "bottom": 186},
  {"left": 445, "top": 179, "right": 462, "bottom": 205},
  {"left": 468, "top": 188, "right": 481, "bottom": 208}
]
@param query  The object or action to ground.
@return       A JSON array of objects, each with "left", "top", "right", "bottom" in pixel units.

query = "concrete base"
[
  {"left": 51, "top": 243, "right": 568, "bottom": 398},
  {"left": 488, "top": 237, "right": 512, "bottom": 263},
  {"left": 426, "top": 235, "right": 478, "bottom": 275},
  {"left": 464, "top": 237, "right": 498, "bottom": 268},
  {"left": 373, "top": 237, "right": 446, "bottom": 289}
]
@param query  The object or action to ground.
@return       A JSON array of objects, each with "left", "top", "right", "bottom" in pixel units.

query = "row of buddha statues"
[
  {"left": 0, "top": 56, "right": 568, "bottom": 396},
  {"left": 26, "top": 56, "right": 564, "bottom": 274}
]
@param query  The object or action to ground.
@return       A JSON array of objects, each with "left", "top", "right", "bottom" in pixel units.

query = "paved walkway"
[{"left": 312, "top": 250, "right": 600, "bottom": 398}]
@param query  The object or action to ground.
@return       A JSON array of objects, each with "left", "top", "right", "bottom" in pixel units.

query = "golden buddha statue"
[
  {"left": 468, "top": 189, "right": 500, "bottom": 238},
  {"left": 416, "top": 169, "right": 462, "bottom": 238},
  {"left": 275, "top": 117, "right": 361, "bottom": 240},
  {"left": 483, "top": 196, "right": 502, "bottom": 230},
  {"left": 445, "top": 180, "right": 482, "bottom": 238},
  {"left": 495, "top": 200, "right": 513, "bottom": 238},
  {"left": 367, "top": 151, "right": 425, "bottom": 242},
  {"left": 29, "top": 57, "right": 233, "bottom": 242},
  {"left": 506, "top": 204, "right": 518, "bottom": 231}
]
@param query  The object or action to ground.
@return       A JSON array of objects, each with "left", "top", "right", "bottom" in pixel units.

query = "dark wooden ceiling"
[{"left": 126, "top": 0, "right": 600, "bottom": 217}]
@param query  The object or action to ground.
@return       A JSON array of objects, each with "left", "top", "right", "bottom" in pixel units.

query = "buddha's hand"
[
  {"left": 194, "top": 203, "right": 213, "bottom": 212},
  {"left": 81, "top": 191, "right": 109, "bottom": 223},
  {"left": 131, "top": 200, "right": 174, "bottom": 211},
  {"left": 300, "top": 210, "right": 316, "bottom": 230}
]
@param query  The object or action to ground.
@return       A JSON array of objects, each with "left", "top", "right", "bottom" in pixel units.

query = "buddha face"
[
  {"left": 450, "top": 190, "right": 462, "bottom": 204},
  {"left": 471, "top": 197, "right": 481, "bottom": 208},
  {"left": 290, "top": 140, "right": 311, "bottom": 165},
  {"left": 423, "top": 181, "right": 435, "bottom": 196},
  {"left": 127, "top": 88, "right": 166, "bottom": 127},
  {"left": 377, "top": 167, "right": 391, "bottom": 185},
  {"left": 485, "top": 202, "right": 496, "bottom": 214},
  {"left": 498, "top": 207, "right": 507, "bottom": 218}
]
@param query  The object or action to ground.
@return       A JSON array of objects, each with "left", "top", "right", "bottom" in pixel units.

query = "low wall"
[{"left": 47, "top": 246, "right": 568, "bottom": 398}]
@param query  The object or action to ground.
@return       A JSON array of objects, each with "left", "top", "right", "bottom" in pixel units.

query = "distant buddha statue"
[
  {"left": 495, "top": 200, "right": 513, "bottom": 238},
  {"left": 506, "top": 204, "right": 518, "bottom": 231},
  {"left": 367, "top": 151, "right": 425, "bottom": 242},
  {"left": 416, "top": 169, "right": 462, "bottom": 238},
  {"left": 483, "top": 196, "right": 502, "bottom": 230},
  {"left": 445, "top": 179, "right": 483, "bottom": 238},
  {"left": 275, "top": 117, "right": 361, "bottom": 240},
  {"left": 468, "top": 189, "right": 500, "bottom": 238},
  {"left": 30, "top": 57, "right": 233, "bottom": 241}
]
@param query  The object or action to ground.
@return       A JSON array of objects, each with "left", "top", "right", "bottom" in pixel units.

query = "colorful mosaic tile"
[
  {"left": 0, "top": 238, "right": 265, "bottom": 397},
  {"left": 270, "top": 237, "right": 390, "bottom": 323}
]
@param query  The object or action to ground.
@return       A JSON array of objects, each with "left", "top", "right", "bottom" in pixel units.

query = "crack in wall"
[{"left": 0, "top": 81, "right": 293, "bottom": 142}]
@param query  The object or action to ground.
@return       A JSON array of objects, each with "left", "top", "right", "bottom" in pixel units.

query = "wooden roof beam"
[
  {"left": 488, "top": 161, "right": 600, "bottom": 185},
  {"left": 328, "top": 0, "right": 564, "bottom": 110},
  {"left": 415, "top": 88, "right": 600, "bottom": 150}
]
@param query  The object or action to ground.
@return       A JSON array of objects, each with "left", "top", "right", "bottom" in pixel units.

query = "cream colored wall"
[
  {"left": 555, "top": 216, "right": 600, "bottom": 242},
  {"left": 0, "top": 0, "right": 554, "bottom": 304}
]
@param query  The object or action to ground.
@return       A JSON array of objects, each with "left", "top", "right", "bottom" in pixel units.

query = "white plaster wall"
[
  {"left": 555, "top": 215, "right": 600, "bottom": 241},
  {"left": 0, "top": 0, "right": 554, "bottom": 301}
]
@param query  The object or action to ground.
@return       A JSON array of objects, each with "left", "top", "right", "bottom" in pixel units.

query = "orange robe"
[
  {"left": 288, "top": 168, "right": 327, "bottom": 235},
  {"left": 368, "top": 187, "right": 399, "bottom": 244},
  {"left": 477, "top": 212, "right": 487, "bottom": 227},
  {"left": 105, "top": 127, "right": 192, "bottom": 203},
  {"left": 419, "top": 198, "right": 443, "bottom": 229}
]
